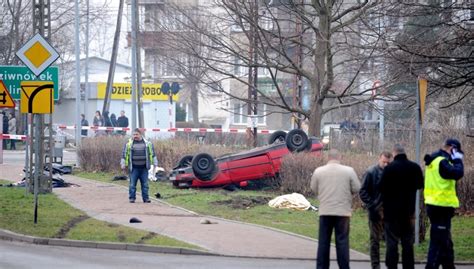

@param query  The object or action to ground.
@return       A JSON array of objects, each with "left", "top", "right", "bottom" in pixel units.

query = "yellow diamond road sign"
[{"left": 16, "top": 33, "right": 60, "bottom": 76}]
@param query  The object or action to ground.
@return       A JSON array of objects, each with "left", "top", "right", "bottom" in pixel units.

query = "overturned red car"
[{"left": 169, "top": 129, "right": 323, "bottom": 188}]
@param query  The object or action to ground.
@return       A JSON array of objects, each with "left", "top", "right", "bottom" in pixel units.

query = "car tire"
[
  {"left": 268, "top": 130, "right": 287, "bottom": 144},
  {"left": 286, "top": 129, "right": 309, "bottom": 152},
  {"left": 192, "top": 153, "right": 216, "bottom": 181}
]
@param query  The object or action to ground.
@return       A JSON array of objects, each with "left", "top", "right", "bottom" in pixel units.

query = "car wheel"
[
  {"left": 192, "top": 153, "right": 216, "bottom": 181},
  {"left": 268, "top": 130, "right": 287, "bottom": 144},
  {"left": 286, "top": 129, "right": 309, "bottom": 152}
]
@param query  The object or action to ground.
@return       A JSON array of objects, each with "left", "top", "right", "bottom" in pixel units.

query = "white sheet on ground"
[{"left": 268, "top": 193, "right": 312, "bottom": 211}]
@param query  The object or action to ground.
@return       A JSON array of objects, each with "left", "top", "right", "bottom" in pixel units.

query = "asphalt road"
[{"left": 0, "top": 240, "right": 316, "bottom": 269}]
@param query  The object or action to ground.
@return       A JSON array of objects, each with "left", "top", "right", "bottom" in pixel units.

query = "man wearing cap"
[{"left": 424, "top": 138, "right": 464, "bottom": 269}]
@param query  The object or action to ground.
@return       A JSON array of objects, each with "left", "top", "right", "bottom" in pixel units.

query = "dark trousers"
[
  {"left": 368, "top": 209, "right": 384, "bottom": 269},
  {"left": 317, "top": 216, "right": 350, "bottom": 269},
  {"left": 9, "top": 139, "right": 15, "bottom": 150},
  {"left": 384, "top": 216, "right": 415, "bottom": 269},
  {"left": 425, "top": 205, "right": 455, "bottom": 269}
]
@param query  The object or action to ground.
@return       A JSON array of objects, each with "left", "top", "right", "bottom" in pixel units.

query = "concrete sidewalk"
[{"left": 0, "top": 163, "right": 369, "bottom": 260}]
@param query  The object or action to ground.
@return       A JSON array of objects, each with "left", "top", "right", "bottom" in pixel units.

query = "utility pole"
[
  {"left": 252, "top": 0, "right": 258, "bottom": 147},
  {"left": 247, "top": 0, "right": 258, "bottom": 148},
  {"left": 134, "top": 1, "right": 144, "bottom": 128},
  {"left": 130, "top": 0, "right": 138, "bottom": 131},
  {"left": 30, "top": 0, "right": 53, "bottom": 224},
  {"left": 74, "top": 0, "right": 81, "bottom": 151},
  {"left": 103, "top": 0, "right": 125, "bottom": 115},
  {"left": 84, "top": 0, "right": 90, "bottom": 120}
]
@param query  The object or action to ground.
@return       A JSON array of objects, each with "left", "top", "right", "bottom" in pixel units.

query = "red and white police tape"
[
  {"left": 56, "top": 125, "right": 275, "bottom": 134},
  {"left": 0, "top": 126, "right": 276, "bottom": 140},
  {"left": 0, "top": 134, "right": 28, "bottom": 140}
]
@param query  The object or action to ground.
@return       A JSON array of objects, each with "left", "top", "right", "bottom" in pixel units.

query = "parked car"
[{"left": 169, "top": 129, "right": 323, "bottom": 188}]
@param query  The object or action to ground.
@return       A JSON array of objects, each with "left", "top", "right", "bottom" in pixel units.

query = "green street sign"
[{"left": 0, "top": 65, "right": 59, "bottom": 100}]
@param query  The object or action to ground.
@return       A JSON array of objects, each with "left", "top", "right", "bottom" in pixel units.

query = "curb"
[
  {"left": 0, "top": 228, "right": 213, "bottom": 257},
  {"left": 0, "top": 228, "right": 312, "bottom": 261},
  {"left": 2, "top": 228, "right": 474, "bottom": 265}
]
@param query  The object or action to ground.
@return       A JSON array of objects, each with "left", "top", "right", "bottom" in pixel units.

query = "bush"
[
  {"left": 77, "top": 136, "right": 126, "bottom": 172},
  {"left": 279, "top": 152, "right": 326, "bottom": 196}
]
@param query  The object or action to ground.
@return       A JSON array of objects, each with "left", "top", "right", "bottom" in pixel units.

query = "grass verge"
[
  {"left": 75, "top": 171, "right": 473, "bottom": 261},
  {"left": 0, "top": 179, "right": 199, "bottom": 250}
]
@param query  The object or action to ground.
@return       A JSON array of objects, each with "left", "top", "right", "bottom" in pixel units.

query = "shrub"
[
  {"left": 77, "top": 136, "right": 126, "bottom": 172},
  {"left": 279, "top": 152, "right": 326, "bottom": 196}
]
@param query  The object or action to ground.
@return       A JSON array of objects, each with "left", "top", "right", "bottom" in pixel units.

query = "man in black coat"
[
  {"left": 117, "top": 110, "right": 129, "bottom": 136},
  {"left": 1, "top": 111, "right": 8, "bottom": 149},
  {"left": 359, "top": 151, "right": 393, "bottom": 269},
  {"left": 381, "top": 144, "right": 423, "bottom": 269}
]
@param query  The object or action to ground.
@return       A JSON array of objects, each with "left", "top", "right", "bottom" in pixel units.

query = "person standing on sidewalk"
[
  {"left": 8, "top": 112, "right": 16, "bottom": 150},
  {"left": 310, "top": 149, "right": 361, "bottom": 269},
  {"left": 1, "top": 111, "right": 8, "bottom": 149},
  {"left": 117, "top": 110, "right": 129, "bottom": 136},
  {"left": 424, "top": 138, "right": 464, "bottom": 269},
  {"left": 359, "top": 151, "right": 392, "bottom": 269},
  {"left": 80, "top": 114, "right": 89, "bottom": 137},
  {"left": 121, "top": 128, "right": 157, "bottom": 203},
  {"left": 380, "top": 144, "right": 423, "bottom": 269}
]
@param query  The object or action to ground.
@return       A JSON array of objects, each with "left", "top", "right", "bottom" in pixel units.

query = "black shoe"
[
  {"left": 129, "top": 199, "right": 135, "bottom": 203},
  {"left": 144, "top": 199, "right": 151, "bottom": 203}
]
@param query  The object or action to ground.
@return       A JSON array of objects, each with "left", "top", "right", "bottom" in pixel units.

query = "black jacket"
[
  {"left": 359, "top": 164, "right": 384, "bottom": 211},
  {"left": 2, "top": 115, "right": 8, "bottom": 133},
  {"left": 381, "top": 154, "right": 423, "bottom": 221},
  {"left": 424, "top": 149, "right": 463, "bottom": 181},
  {"left": 117, "top": 116, "right": 129, "bottom": 128}
]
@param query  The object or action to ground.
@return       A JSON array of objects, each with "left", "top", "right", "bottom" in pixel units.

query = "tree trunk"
[{"left": 307, "top": 3, "right": 330, "bottom": 137}]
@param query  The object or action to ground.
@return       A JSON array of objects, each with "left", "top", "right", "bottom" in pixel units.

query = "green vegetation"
[
  {"left": 0, "top": 180, "right": 199, "bottom": 250},
  {"left": 75, "top": 171, "right": 474, "bottom": 261}
]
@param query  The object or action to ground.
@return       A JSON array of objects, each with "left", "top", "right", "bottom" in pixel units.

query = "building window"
[
  {"left": 232, "top": 102, "right": 266, "bottom": 125},
  {"left": 160, "top": 59, "right": 175, "bottom": 77},
  {"left": 233, "top": 57, "right": 248, "bottom": 76}
]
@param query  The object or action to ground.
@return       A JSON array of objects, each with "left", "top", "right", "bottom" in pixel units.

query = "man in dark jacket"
[
  {"left": 359, "top": 151, "right": 392, "bottom": 269},
  {"left": 117, "top": 110, "right": 129, "bottom": 136},
  {"left": 381, "top": 144, "right": 423, "bottom": 269},
  {"left": 1, "top": 111, "right": 8, "bottom": 149},
  {"left": 424, "top": 138, "right": 464, "bottom": 269},
  {"left": 80, "top": 114, "right": 89, "bottom": 137}
]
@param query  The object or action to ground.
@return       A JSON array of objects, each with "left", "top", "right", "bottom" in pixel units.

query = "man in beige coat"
[{"left": 311, "top": 149, "right": 361, "bottom": 269}]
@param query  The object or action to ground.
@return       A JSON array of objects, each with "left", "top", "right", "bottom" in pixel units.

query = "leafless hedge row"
[
  {"left": 77, "top": 134, "right": 472, "bottom": 213},
  {"left": 77, "top": 136, "right": 238, "bottom": 173}
]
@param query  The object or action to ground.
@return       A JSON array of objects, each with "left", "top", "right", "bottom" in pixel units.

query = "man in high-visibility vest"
[
  {"left": 121, "top": 128, "right": 158, "bottom": 203},
  {"left": 424, "top": 138, "right": 464, "bottom": 269}
]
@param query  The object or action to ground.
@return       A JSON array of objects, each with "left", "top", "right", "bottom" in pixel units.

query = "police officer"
[
  {"left": 120, "top": 128, "right": 158, "bottom": 203},
  {"left": 424, "top": 138, "right": 464, "bottom": 269}
]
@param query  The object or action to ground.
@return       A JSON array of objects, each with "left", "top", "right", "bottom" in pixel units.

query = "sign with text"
[
  {"left": 0, "top": 65, "right": 59, "bottom": 100},
  {"left": 20, "top": 81, "right": 54, "bottom": 114},
  {"left": 97, "top": 83, "right": 179, "bottom": 101},
  {"left": 0, "top": 80, "right": 15, "bottom": 108}
]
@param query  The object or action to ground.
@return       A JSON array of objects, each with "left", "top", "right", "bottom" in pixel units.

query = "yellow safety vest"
[
  {"left": 124, "top": 139, "right": 153, "bottom": 167},
  {"left": 424, "top": 156, "right": 459, "bottom": 208}
]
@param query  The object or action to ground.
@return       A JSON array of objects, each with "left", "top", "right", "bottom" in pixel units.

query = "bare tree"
[
  {"left": 379, "top": 1, "right": 473, "bottom": 108},
  {"left": 147, "top": 0, "right": 389, "bottom": 136}
]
